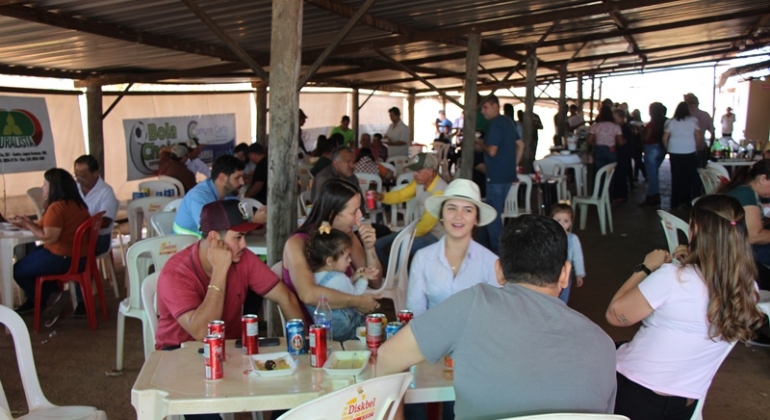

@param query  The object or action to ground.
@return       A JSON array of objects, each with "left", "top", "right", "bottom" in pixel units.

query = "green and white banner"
[{"left": 0, "top": 96, "right": 57, "bottom": 174}]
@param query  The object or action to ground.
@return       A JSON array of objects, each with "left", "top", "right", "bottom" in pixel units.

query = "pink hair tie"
[{"left": 730, "top": 221, "right": 737, "bottom": 226}]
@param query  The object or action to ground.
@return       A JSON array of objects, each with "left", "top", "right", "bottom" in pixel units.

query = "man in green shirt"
[{"left": 329, "top": 115, "right": 355, "bottom": 148}]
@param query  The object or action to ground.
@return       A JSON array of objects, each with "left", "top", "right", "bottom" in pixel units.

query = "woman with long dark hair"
[
  {"left": 663, "top": 101, "right": 702, "bottom": 210},
  {"left": 282, "top": 178, "right": 383, "bottom": 332},
  {"left": 607, "top": 195, "right": 763, "bottom": 419},
  {"left": 11, "top": 168, "right": 91, "bottom": 325},
  {"left": 642, "top": 102, "right": 668, "bottom": 206}
]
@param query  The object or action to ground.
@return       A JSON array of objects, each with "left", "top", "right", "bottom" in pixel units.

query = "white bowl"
[
  {"left": 356, "top": 326, "right": 366, "bottom": 343},
  {"left": 250, "top": 352, "right": 297, "bottom": 377},
  {"left": 323, "top": 350, "right": 371, "bottom": 377}
]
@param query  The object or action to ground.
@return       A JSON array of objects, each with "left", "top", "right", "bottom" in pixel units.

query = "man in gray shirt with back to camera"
[{"left": 377, "top": 215, "right": 617, "bottom": 420}]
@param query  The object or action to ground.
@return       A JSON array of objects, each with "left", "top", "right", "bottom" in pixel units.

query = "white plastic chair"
[
  {"left": 240, "top": 197, "right": 263, "bottom": 218},
  {"left": 657, "top": 210, "right": 690, "bottom": 255},
  {"left": 433, "top": 142, "right": 452, "bottom": 182},
  {"left": 496, "top": 414, "right": 629, "bottom": 419},
  {"left": 706, "top": 161, "right": 730, "bottom": 181},
  {"left": 365, "top": 220, "right": 417, "bottom": 312},
  {"left": 138, "top": 180, "right": 178, "bottom": 197},
  {"left": 501, "top": 175, "right": 533, "bottom": 222},
  {"left": 158, "top": 175, "right": 186, "bottom": 197},
  {"left": 387, "top": 155, "right": 410, "bottom": 177},
  {"left": 298, "top": 190, "right": 312, "bottom": 218},
  {"left": 276, "top": 372, "right": 413, "bottom": 420},
  {"left": 536, "top": 158, "right": 570, "bottom": 202},
  {"left": 151, "top": 211, "right": 177, "bottom": 236},
  {"left": 115, "top": 235, "right": 198, "bottom": 371},
  {"left": 0, "top": 305, "right": 108, "bottom": 420},
  {"left": 26, "top": 187, "right": 45, "bottom": 220},
  {"left": 298, "top": 164, "right": 313, "bottom": 192},
  {"left": 389, "top": 172, "right": 415, "bottom": 228},
  {"left": 408, "top": 144, "right": 424, "bottom": 157},
  {"left": 163, "top": 198, "right": 183, "bottom": 212},
  {"left": 572, "top": 163, "right": 616, "bottom": 235},
  {"left": 127, "top": 196, "right": 175, "bottom": 245},
  {"left": 697, "top": 168, "right": 719, "bottom": 195},
  {"left": 356, "top": 172, "right": 385, "bottom": 221},
  {"left": 379, "top": 161, "right": 396, "bottom": 175},
  {"left": 140, "top": 272, "right": 160, "bottom": 351}
]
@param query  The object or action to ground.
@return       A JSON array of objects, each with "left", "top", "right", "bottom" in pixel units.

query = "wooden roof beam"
[
  {"left": 74, "top": 62, "right": 246, "bottom": 88},
  {"left": 0, "top": 64, "right": 89, "bottom": 79},
  {"left": 604, "top": 2, "right": 641, "bottom": 55},
  {"left": 374, "top": 48, "right": 462, "bottom": 108},
  {"left": 305, "top": 0, "right": 414, "bottom": 36}
]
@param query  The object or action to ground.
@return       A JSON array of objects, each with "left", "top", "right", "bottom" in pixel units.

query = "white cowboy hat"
[{"left": 425, "top": 179, "right": 497, "bottom": 227}]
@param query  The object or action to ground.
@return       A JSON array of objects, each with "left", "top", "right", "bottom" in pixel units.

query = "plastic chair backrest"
[
  {"left": 151, "top": 212, "right": 177, "bottom": 236},
  {"left": 125, "top": 235, "right": 198, "bottom": 312},
  {"left": 355, "top": 172, "right": 383, "bottom": 193},
  {"left": 535, "top": 158, "right": 565, "bottom": 176},
  {"left": 379, "top": 162, "right": 396, "bottom": 174},
  {"left": 299, "top": 164, "right": 313, "bottom": 192},
  {"left": 697, "top": 168, "right": 717, "bottom": 195},
  {"left": 592, "top": 163, "right": 617, "bottom": 200},
  {"left": 374, "top": 221, "right": 417, "bottom": 294},
  {"left": 270, "top": 262, "right": 288, "bottom": 329},
  {"left": 240, "top": 197, "right": 263, "bottom": 218},
  {"left": 127, "top": 196, "right": 175, "bottom": 243},
  {"left": 140, "top": 272, "right": 161, "bottom": 347},
  {"left": 657, "top": 210, "right": 690, "bottom": 255},
  {"left": 158, "top": 175, "right": 186, "bottom": 196},
  {"left": 299, "top": 190, "right": 312, "bottom": 217},
  {"left": 387, "top": 155, "right": 410, "bottom": 176},
  {"left": 504, "top": 175, "right": 532, "bottom": 216},
  {"left": 496, "top": 414, "right": 630, "bottom": 419},
  {"left": 276, "top": 372, "right": 413, "bottom": 420},
  {"left": 59, "top": 212, "right": 104, "bottom": 277},
  {"left": 163, "top": 198, "right": 183, "bottom": 212},
  {"left": 689, "top": 341, "right": 738, "bottom": 420},
  {"left": 396, "top": 172, "right": 413, "bottom": 185},
  {"left": 26, "top": 187, "right": 45, "bottom": 220},
  {"left": 705, "top": 167, "right": 725, "bottom": 188},
  {"left": 706, "top": 162, "right": 730, "bottom": 180}
]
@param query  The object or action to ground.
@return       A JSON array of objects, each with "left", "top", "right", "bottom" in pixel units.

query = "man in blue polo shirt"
[
  {"left": 173, "top": 154, "right": 267, "bottom": 237},
  {"left": 477, "top": 94, "right": 524, "bottom": 255}
]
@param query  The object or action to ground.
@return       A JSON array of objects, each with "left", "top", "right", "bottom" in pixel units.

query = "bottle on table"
[{"left": 313, "top": 295, "right": 333, "bottom": 354}]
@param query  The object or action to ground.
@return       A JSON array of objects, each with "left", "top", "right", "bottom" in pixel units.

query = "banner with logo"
[
  {"left": 0, "top": 96, "right": 57, "bottom": 174},
  {"left": 123, "top": 114, "right": 236, "bottom": 181}
]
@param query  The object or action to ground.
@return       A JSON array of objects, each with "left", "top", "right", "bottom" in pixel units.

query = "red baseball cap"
[{"left": 200, "top": 200, "right": 259, "bottom": 235}]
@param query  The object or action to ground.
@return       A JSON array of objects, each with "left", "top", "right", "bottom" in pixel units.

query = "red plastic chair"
[{"left": 33, "top": 211, "right": 108, "bottom": 332}]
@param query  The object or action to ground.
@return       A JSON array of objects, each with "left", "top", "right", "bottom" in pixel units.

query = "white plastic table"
[
  {"left": 0, "top": 227, "right": 37, "bottom": 309},
  {"left": 547, "top": 154, "right": 588, "bottom": 196},
  {"left": 132, "top": 339, "right": 350, "bottom": 419}
]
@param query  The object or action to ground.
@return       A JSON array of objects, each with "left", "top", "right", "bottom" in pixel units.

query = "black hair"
[
  {"left": 330, "top": 132, "right": 345, "bottom": 147},
  {"left": 503, "top": 103, "right": 514, "bottom": 119},
  {"left": 718, "top": 159, "right": 770, "bottom": 194},
  {"left": 481, "top": 94, "right": 500, "bottom": 107},
  {"left": 298, "top": 179, "right": 360, "bottom": 234},
  {"left": 373, "top": 133, "right": 383, "bottom": 141},
  {"left": 211, "top": 154, "right": 246, "bottom": 180},
  {"left": 356, "top": 147, "right": 375, "bottom": 163},
  {"left": 247, "top": 143, "right": 265, "bottom": 155},
  {"left": 499, "top": 215, "right": 567, "bottom": 286},
  {"left": 597, "top": 105, "right": 614, "bottom": 122},
  {"left": 388, "top": 107, "right": 401, "bottom": 117},
  {"left": 44, "top": 168, "right": 88, "bottom": 211},
  {"left": 303, "top": 226, "right": 353, "bottom": 272},
  {"left": 673, "top": 101, "right": 690, "bottom": 121},
  {"left": 315, "top": 137, "right": 336, "bottom": 156},
  {"left": 549, "top": 203, "right": 573, "bottom": 218},
  {"left": 341, "top": 115, "right": 350, "bottom": 123},
  {"left": 74, "top": 154, "right": 99, "bottom": 173},
  {"left": 648, "top": 102, "right": 668, "bottom": 145},
  {"left": 234, "top": 143, "right": 249, "bottom": 155}
]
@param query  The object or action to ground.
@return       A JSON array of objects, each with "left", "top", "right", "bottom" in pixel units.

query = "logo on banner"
[
  {"left": 0, "top": 109, "right": 43, "bottom": 148},
  {"left": 128, "top": 121, "right": 179, "bottom": 175},
  {"left": 341, "top": 387, "right": 376, "bottom": 420}
]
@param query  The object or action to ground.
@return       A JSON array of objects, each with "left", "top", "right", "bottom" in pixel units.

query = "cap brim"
[
  {"left": 230, "top": 221, "right": 260, "bottom": 233},
  {"left": 425, "top": 195, "right": 497, "bottom": 226},
  {"left": 406, "top": 163, "right": 422, "bottom": 171}
]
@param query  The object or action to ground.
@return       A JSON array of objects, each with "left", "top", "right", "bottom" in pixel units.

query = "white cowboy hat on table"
[{"left": 425, "top": 179, "right": 497, "bottom": 227}]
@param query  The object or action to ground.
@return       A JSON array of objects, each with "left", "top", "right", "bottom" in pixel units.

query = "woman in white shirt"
[
  {"left": 606, "top": 194, "right": 762, "bottom": 420},
  {"left": 407, "top": 179, "right": 499, "bottom": 316},
  {"left": 663, "top": 101, "right": 702, "bottom": 210}
]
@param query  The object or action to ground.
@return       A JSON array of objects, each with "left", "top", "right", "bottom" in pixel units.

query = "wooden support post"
[
  {"left": 256, "top": 85, "right": 268, "bottom": 146},
  {"left": 267, "top": 0, "right": 302, "bottom": 336},
  {"left": 522, "top": 49, "right": 538, "bottom": 173},
  {"left": 588, "top": 74, "right": 595, "bottom": 123},
  {"left": 86, "top": 85, "right": 104, "bottom": 172},
  {"left": 408, "top": 89, "right": 416, "bottom": 142},
  {"left": 577, "top": 72, "right": 584, "bottom": 114},
  {"left": 459, "top": 33, "right": 481, "bottom": 180},
  {"left": 598, "top": 77, "right": 604, "bottom": 108},
  {"left": 352, "top": 88, "right": 360, "bottom": 147},
  {"left": 556, "top": 64, "right": 567, "bottom": 146}
]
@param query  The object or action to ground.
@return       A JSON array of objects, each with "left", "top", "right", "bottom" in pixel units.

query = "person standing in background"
[
  {"left": 384, "top": 107, "right": 410, "bottom": 157},
  {"left": 329, "top": 115, "right": 356, "bottom": 148},
  {"left": 298, "top": 109, "right": 309, "bottom": 158},
  {"left": 721, "top": 107, "right": 736, "bottom": 138},
  {"left": 683, "top": 93, "right": 714, "bottom": 167},
  {"left": 435, "top": 110, "right": 453, "bottom": 140}
]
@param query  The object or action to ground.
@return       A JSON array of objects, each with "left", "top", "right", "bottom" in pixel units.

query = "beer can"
[
  {"left": 155, "top": 191, "right": 163, "bottom": 196},
  {"left": 397, "top": 309, "right": 414, "bottom": 324},
  {"left": 366, "top": 313, "right": 385, "bottom": 356},
  {"left": 309, "top": 324, "right": 328, "bottom": 368},
  {"left": 286, "top": 319, "right": 306, "bottom": 355},
  {"left": 207, "top": 320, "right": 226, "bottom": 360},
  {"left": 142, "top": 187, "right": 151, "bottom": 196},
  {"left": 365, "top": 190, "right": 376, "bottom": 210},
  {"left": 385, "top": 321, "right": 402, "bottom": 340},
  {"left": 203, "top": 334, "right": 224, "bottom": 380},
  {"left": 241, "top": 314, "right": 259, "bottom": 355},
  {"left": 132, "top": 192, "right": 143, "bottom": 200}
]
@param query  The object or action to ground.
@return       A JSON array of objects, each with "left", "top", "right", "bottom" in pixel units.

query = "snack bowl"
[
  {"left": 323, "top": 350, "right": 371, "bottom": 377},
  {"left": 250, "top": 352, "right": 297, "bottom": 377},
  {"left": 356, "top": 326, "right": 366, "bottom": 343}
]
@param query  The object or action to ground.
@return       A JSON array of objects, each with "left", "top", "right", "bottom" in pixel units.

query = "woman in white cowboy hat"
[{"left": 406, "top": 178, "right": 500, "bottom": 317}]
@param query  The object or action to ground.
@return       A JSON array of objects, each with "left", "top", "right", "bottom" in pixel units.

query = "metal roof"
[{"left": 0, "top": 0, "right": 767, "bottom": 91}]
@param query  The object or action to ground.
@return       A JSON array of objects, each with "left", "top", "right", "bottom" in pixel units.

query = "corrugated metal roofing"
[{"left": 0, "top": 0, "right": 766, "bottom": 91}]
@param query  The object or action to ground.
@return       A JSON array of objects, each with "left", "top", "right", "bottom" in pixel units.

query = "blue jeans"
[
  {"left": 305, "top": 305, "right": 365, "bottom": 342},
  {"left": 14, "top": 246, "right": 82, "bottom": 307},
  {"left": 485, "top": 183, "right": 510, "bottom": 255},
  {"left": 375, "top": 232, "right": 438, "bottom": 270},
  {"left": 644, "top": 144, "right": 666, "bottom": 196}
]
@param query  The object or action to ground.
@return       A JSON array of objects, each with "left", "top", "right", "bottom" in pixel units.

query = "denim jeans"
[
  {"left": 375, "top": 232, "right": 438, "bottom": 270},
  {"left": 14, "top": 245, "right": 81, "bottom": 307},
  {"left": 644, "top": 144, "right": 666, "bottom": 196},
  {"left": 305, "top": 304, "right": 365, "bottom": 342},
  {"left": 485, "top": 183, "right": 510, "bottom": 255}
]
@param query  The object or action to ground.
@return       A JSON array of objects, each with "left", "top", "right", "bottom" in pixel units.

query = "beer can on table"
[
  {"left": 366, "top": 313, "right": 385, "bottom": 355},
  {"left": 155, "top": 191, "right": 163, "bottom": 196},
  {"left": 397, "top": 309, "right": 414, "bottom": 324},
  {"left": 385, "top": 321, "right": 402, "bottom": 340},
  {"left": 365, "top": 190, "right": 376, "bottom": 210},
  {"left": 142, "top": 187, "right": 151, "bottom": 196},
  {"left": 241, "top": 314, "right": 259, "bottom": 355},
  {"left": 286, "top": 319, "right": 306, "bottom": 355},
  {"left": 132, "top": 192, "right": 142, "bottom": 200},
  {"left": 309, "top": 324, "right": 328, "bottom": 368},
  {"left": 207, "top": 320, "right": 226, "bottom": 360},
  {"left": 203, "top": 334, "right": 224, "bottom": 380}
]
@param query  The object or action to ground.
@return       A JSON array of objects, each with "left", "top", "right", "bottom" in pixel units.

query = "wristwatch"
[{"left": 634, "top": 263, "right": 651, "bottom": 275}]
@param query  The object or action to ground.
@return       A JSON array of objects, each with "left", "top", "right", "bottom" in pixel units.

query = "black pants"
[
  {"left": 614, "top": 372, "right": 697, "bottom": 420},
  {"left": 669, "top": 152, "right": 698, "bottom": 208}
]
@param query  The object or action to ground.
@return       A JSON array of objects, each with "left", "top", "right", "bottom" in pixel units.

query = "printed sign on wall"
[
  {"left": 0, "top": 96, "right": 57, "bottom": 174},
  {"left": 123, "top": 114, "right": 236, "bottom": 181}
]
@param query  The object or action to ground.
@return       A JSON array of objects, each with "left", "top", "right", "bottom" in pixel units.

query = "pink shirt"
[
  {"left": 155, "top": 241, "right": 279, "bottom": 349},
  {"left": 589, "top": 122, "right": 622, "bottom": 147}
]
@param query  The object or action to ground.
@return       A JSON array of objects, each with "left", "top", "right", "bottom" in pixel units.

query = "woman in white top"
[
  {"left": 606, "top": 195, "right": 762, "bottom": 420},
  {"left": 663, "top": 101, "right": 702, "bottom": 210},
  {"left": 407, "top": 179, "right": 499, "bottom": 316}
]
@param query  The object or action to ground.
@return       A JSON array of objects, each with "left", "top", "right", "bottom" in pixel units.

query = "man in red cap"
[{"left": 155, "top": 200, "right": 303, "bottom": 349}]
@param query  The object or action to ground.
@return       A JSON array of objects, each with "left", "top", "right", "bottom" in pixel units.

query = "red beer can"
[
  {"left": 366, "top": 190, "right": 376, "bottom": 210},
  {"left": 366, "top": 313, "right": 385, "bottom": 356},
  {"left": 208, "top": 320, "right": 226, "bottom": 360},
  {"left": 397, "top": 309, "right": 414, "bottom": 324},
  {"left": 309, "top": 324, "right": 328, "bottom": 368},
  {"left": 241, "top": 314, "right": 259, "bottom": 355},
  {"left": 203, "top": 334, "right": 224, "bottom": 380}
]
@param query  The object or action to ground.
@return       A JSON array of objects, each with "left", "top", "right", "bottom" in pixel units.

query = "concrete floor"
[{"left": 2, "top": 160, "right": 770, "bottom": 419}]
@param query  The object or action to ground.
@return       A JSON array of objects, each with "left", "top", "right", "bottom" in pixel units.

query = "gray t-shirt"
[{"left": 411, "top": 283, "right": 617, "bottom": 420}]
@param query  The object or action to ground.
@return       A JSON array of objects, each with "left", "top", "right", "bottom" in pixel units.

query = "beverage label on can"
[{"left": 246, "top": 322, "right": 258, "bottom": 336}]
